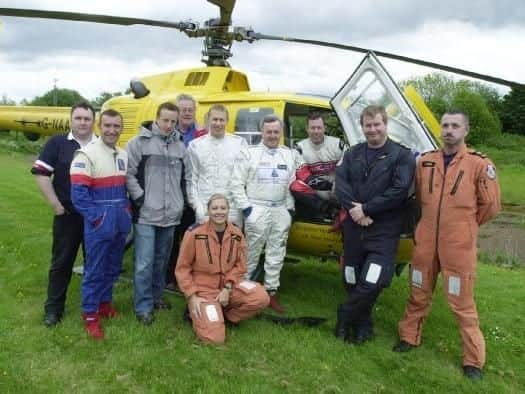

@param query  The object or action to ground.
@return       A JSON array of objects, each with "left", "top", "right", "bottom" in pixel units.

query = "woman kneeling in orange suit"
[{"left": 175, "top": 193, "right": 269, "bottom": 344}]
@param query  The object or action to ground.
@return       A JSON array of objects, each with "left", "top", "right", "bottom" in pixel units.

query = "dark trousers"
[
  {"left": 339, "top": 219, "right": 399, "bottom": 333},
  {"left": 44, "top": 213, "right": 84, "bottom": 315},
  {"left": 166, "top": 206, "right": 195, "bottom": 284}
]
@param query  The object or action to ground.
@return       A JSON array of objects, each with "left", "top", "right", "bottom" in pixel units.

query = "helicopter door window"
[
  {"left": 234, "top": 107, "right": 274, "bottom": 145},
  {"left": 331, "top": 53, "right": 437, "bottom": 154}
]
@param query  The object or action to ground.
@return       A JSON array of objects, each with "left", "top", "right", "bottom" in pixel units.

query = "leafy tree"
[
  {"left": 451, "top": 87, "right": 501, "bottom": 145},
  {"left": 499, "top": 86, "right": 525, "bottom": 136},
  {"left": 30, "top": 88, "right": 87, "bottom": 106},
  {"left": 91, "top": 91, "right": 123, "bottom": 108},
  {"left": 400, "top": 73, "right": 502, "bottom": 144}
]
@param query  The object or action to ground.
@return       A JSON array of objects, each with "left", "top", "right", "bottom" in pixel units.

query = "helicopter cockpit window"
[
  {"left": 234, "top": 107, "right": 274, "bottom": 145},
  {"left": 332, "top": 56, "right": 437, "bottom": 154},
  {"left": 285, "top": 103, "right": 347, "bottom": 149}
]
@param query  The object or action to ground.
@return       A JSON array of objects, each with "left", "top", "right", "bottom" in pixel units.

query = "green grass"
[{"left": 1, "top": 151, "right": 524, "bottom": 393}]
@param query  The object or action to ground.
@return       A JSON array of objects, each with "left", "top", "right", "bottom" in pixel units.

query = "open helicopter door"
[{"left": 331, "top": 52, "right": 438, "bottom": 154}]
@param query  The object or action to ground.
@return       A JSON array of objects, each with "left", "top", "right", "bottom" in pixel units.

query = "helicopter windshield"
[
  {"left": 331, "top": 53, "right": 437, "bottom": 154},
  {"left": 233, "top": 107, "right": 274, "bottom": 145}
]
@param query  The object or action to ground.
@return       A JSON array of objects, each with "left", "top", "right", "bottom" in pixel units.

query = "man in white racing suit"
[
  {"left": 187, "top": 104, "right": 248, "bottom": 226},
  {"left": 230, "top": 114, "right": 302, "bottom": 313},
  {"left": 291, "top": 112, "right": 344, "bottom": 220}
]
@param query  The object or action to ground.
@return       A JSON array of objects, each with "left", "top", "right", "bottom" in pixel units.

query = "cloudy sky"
[{"left": 1, "top": 0, "right": 524, "bottom": 103}]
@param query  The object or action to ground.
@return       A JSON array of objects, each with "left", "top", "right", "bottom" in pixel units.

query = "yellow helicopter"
[{"left": 0, "top": 0, "right": 522, "bottom": 262}]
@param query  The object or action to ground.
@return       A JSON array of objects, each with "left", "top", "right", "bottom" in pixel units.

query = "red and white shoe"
[
  {"left": 82, "top": 312, "right": 104, "bottom": 340},
  {"left": 268, "top": 293, "right": 285, "bottom": 314}
]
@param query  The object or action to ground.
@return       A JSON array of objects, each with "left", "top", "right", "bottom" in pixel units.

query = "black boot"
[{"left": 334, "top": 304, "right": 351, "bottom": 341}]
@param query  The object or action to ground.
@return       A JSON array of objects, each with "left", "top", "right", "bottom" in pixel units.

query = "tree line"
[
  {"left": 0, "top": 90, "right": 125, "bottom": 109},
  {"left": 401, "top": 74, "right": 525, "bottom": 142}
]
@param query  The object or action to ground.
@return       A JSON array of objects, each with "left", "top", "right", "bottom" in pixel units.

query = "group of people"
[{"left": 32, "top": 97, "right": 500, "bottom": 380}]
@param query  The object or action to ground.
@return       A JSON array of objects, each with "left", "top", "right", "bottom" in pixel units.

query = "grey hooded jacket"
[{"left": 126, "top": 121, "right": 191, "bottom": 227}]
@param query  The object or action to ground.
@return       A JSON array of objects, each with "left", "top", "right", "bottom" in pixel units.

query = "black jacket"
[{"left": 335, "top": 138, "right": 416, "bottom": 231}]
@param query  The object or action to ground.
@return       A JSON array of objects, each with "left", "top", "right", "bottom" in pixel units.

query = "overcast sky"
[{"left": 1, "top": 0, "right": 524, "bottom": 103}]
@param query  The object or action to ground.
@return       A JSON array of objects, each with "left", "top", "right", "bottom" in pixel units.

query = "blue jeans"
[{"left": 133, "top": 223, "right": 175, "bottom": 314}]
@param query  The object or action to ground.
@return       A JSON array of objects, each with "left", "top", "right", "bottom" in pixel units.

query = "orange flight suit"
[
  {"left": 176, "top": 222, "right": 269, "bottom": 344},
  {"left": 398, "top": 144, "right": 501, "bottom": 368}
]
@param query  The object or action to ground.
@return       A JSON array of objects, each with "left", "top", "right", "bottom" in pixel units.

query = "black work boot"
[
  {"left": 463, "top": 365, "right": 483, "bottom": 381},
  {"left": 334, "top": 305, "right": 351, "bottom": 341},
  {"left": 392, "top": 340, "right": 416, "bottom": 352},
  {"left": 352, "top": 327, "right": 375, "bottom": 345}
]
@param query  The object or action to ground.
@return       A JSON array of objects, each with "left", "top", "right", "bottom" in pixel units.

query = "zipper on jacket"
[
  {"left": 429, "top": 168, "right": 434, "bottom": 194},
  {"left": 364, "top": 154, "right": 387, "bottom": 180},
  {"left": 227, "top": 238, "right": 236, "bottom": 264},
  {"left": 218, "top": 237, "right": 224, "bottom": 287},
  {"left": 204, "top": 238, "right": 213, "bottom": 265},
  {"left": 450, "top": 170, "right": 464, "bottom": 195},
  {"left": 435, "top": 171, "right": 447, "bottom": 254}
]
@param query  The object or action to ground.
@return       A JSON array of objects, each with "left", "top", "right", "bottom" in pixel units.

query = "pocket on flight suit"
[
  {"left": 409, "top": 264, "right": 434, "bottom": 293},
  {"left": 235, "top": 280, "right": 258, "bottom": 295},
  {"left": 193, "top": 302, "right": 225, "bottom": 343},
  {"left": 87, "top": 208, "right": 116, "bottom": 240},
  {"left": 442, "top": 269, "right": 476, "bottom": 309}
]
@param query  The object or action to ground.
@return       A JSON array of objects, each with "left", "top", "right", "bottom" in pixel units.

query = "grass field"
[{"left": 0, "top": 148, "right": 524, "bottom": 393}]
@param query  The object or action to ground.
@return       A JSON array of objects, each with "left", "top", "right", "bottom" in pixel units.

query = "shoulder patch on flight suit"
[
  {"left": 187, "top": 223, "right": 201, "bottom": 232},
  {"left": 486, "top": 164, "right": 497, "bottom": 179},
  {"left": 421, "top": 149, "right": 439, "bottom": 157},
  {"left": 422, "top": 161, "right": 436, "bottom": 167},
  {"left": 231, "top": 234, "right": 242, "bottom": 241},
  {"left": 468, "top": 150, "right": 487, "bottom": 158}
]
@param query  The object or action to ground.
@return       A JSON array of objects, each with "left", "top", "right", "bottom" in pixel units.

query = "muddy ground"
[{"left": 478, "top": 206, "right": 525, "bottom": 265}]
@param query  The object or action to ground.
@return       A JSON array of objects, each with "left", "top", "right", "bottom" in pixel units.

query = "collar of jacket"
[
  {"left": 138, "top": 121, "right": 178, "bottom": 142},
  {"left": 94, "top": 136, "right": 119, "bottom": 153},
  {"left": 203, "top": 220, "right": 239, "bottom": 243},
  {"left": 443, "top": 143, "right": 468, "bottom": 160},
  {"left": 355, "top": 137, "right": 397, "bottom": 156}
]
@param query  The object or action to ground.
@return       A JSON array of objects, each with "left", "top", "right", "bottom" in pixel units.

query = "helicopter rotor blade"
[
  {"left": 252, "top": 33, "right": 524, "bottom": 89},
  {"left": 0, "top": 7, "right": 199, "bottom": 32}
]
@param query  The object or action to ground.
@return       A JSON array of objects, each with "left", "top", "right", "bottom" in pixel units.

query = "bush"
[
  {"left": 401, "top": 73, "right": 504, "bottom": 144},
  {"left": 451, "top": 88, "right": 502, "bottom": 145}
]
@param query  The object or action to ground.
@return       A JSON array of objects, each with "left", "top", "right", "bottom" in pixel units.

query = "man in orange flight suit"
[
  {"left": 176, "top": 194, "right": 269, "bottom": 344},
  {"left": 393, "top": 110, "right": 501, "bottom": 381}
]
